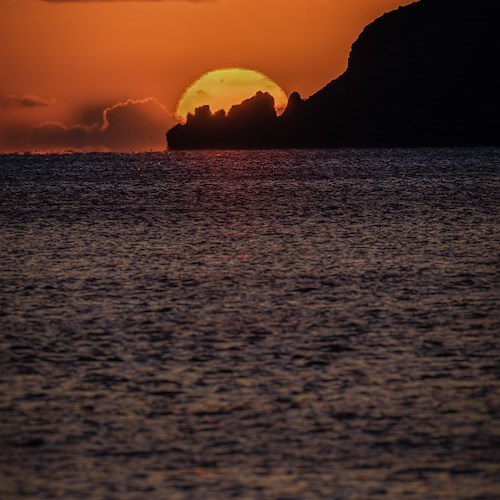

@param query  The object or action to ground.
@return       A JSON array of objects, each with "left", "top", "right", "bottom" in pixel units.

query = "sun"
[{"left": 175, "top": 68, "right": 288, "bottom": 122}]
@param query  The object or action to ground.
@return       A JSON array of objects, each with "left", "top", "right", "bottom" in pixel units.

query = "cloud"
[
  {"left": 0, "top": 93, "right": 55, "bottom": 108},
  {"left": 30, "top": 98, "right": 174, "bottom": 151}
]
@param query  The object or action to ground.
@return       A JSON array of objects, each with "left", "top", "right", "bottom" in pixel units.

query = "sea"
[{"left": 0, "top": 148, "right": 499, "bottom": 498}]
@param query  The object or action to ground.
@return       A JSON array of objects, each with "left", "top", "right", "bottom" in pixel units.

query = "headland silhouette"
[{"left": 167, "top": 0, "right": 499, "bottom": 149}]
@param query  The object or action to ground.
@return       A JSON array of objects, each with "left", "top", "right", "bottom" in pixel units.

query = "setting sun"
[{"left": 175, "top": 68, "right": 288, "bottom": 121}]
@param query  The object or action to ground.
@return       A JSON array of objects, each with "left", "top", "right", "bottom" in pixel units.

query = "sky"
[{"left": 0, "top": 0, "right": 414, "bottom": 152}]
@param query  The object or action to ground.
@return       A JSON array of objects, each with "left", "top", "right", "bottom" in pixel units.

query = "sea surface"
[{"left": 0, "top": 149, "right": 499, "bottom": 499}]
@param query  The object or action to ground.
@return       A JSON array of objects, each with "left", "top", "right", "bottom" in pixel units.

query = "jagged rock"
[{"left": 168, "top": 91, "right": 278, "bottom": 149}]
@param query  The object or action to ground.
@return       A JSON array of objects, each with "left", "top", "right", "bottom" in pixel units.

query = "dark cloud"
[
  {"left": 74, "top": 101, "right": 116, "bottom": 126},
  {"left": 0, "top": 93, "right": 55, "bottom": 108},
  {"left": 30, "top": 98, "right": 174, "bottom": 151}
]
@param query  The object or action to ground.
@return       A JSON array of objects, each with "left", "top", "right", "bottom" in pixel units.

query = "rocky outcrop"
[
  {"left": 167, "top": 0, "right": 499, "bottom": 149},
  {"left": 167, "top": 91, "right": 278, "bottom": 149}
]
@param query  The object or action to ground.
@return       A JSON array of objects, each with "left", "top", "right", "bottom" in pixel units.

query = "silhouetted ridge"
[
  {"left": 167, "top": 0, "right": 499, "bottom": 149},
  {"left": 167, "top": 91, "right": 278, "bottom": 149}
]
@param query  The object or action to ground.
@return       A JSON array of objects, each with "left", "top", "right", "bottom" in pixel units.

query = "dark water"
[{"left": 0, "top": 149, "right": 499, "bottom": 498}]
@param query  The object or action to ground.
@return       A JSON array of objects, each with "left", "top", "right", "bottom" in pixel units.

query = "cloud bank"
[{"left": 29, "top": 98, "right": 174, "bottom": 152}]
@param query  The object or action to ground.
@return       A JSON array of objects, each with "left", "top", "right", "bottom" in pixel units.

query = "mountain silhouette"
[{"left": 167, "top": 0, "right": 499, "bottom": 149}]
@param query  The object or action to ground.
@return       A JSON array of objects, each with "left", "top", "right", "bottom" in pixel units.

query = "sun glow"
[{"left": 175, "top": 68, "right": 288, "bottom": 121}]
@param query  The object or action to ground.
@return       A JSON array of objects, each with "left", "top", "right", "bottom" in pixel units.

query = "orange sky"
[{"left": 0, "top": 0, "right": 414, "bottom": 152}]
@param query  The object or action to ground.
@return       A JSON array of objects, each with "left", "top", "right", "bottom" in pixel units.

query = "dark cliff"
[{"left": 167, "top": 0, "right": 499, "bottom": 149}]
